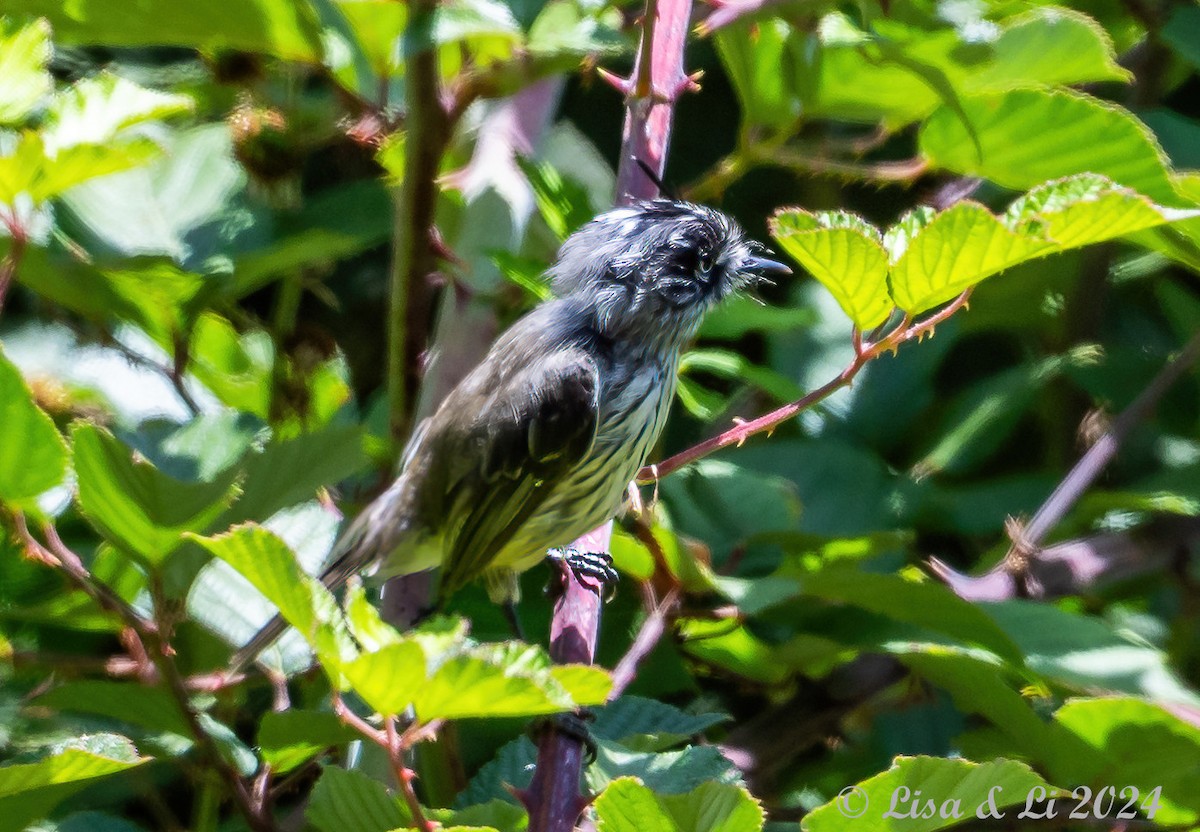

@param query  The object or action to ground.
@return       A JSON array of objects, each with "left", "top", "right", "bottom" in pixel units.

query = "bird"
[{"left": 230, "top": 199, "right": 790, "bottom": 669}]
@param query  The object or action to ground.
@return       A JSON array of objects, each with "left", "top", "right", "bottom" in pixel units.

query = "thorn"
[
  {"left": 673, "top": 70, "right": 704, "bottom": 97},
  {"left": 508, "top": 784, "right": 535, "bottom": 813},
  {"left": 596, "top": 66, "right": 633, "bottom": 96},
  {"left": 731, "top": 416, "right": 748, "bottom": 426}
]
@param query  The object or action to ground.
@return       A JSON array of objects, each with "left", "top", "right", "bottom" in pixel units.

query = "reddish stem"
[
  {"left": 640, "top": 290, "right": 972, "bottom": 482},
  {"left": 521, "top": 525, "right": 612, "bottom": 832}
]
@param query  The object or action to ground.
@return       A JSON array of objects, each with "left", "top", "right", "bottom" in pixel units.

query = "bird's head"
[{"left": 550, "top": 200, "right": 790, "bottom": 351}]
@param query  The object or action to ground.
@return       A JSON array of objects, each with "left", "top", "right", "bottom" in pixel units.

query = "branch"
[
  {"left": 330, "top": 696, "right": 435, "bottom": 832},
  {"left": 932, "top": 329, "right": 1200, "bottom": 599},
  {"left": 1012, "top": 329, "right": 1200, "bottom": 556},
  {"left": 387, "top": 0, "right": 448, "bottom": 444},
  {"left": 523, "top": 0, "right": 695, "bottom": 825},
  {"left": 640, "top": 291, "right": 971, "bottom": 482},
  {"left": 696, "top": 0, "right": 790, "bottom": 35},
  {"left": 609, "top": 586, "right": 681, "bottom": 699},
  {"left": 13, "top": 514, "right": 275, "bottom": 832}
]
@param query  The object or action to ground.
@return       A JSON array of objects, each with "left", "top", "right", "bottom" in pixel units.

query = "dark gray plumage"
[{"left": 231, "top": 200, "right": 789, "bottom": 669}]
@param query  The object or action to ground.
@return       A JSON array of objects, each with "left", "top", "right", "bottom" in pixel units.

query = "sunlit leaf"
[
  {"left": 0, "top": 18, "right": 52, "bottom": 124},
  {"left": 0, "top": 734, "right": 147, "bottom": 832},
  {"left": 889, "top": 202, "right": 1054, "bottom": 313},
  {"left": 10, "top": 0, "right": 324, "bottom": 61},
  {"left": 595, "top": 778, "right": 763, "bottom": 832},
  {"left": 800, "top": 756, "right": 1056, "bottom": 832},
  {"left": 188, "top": 523, "right": 356, "bottom": 668},
  {"left": 920, "top": 88, "right": 1184, "bottom": 206},
  {"left": 771, "top": 210, "right": 892, "bottom": 329},
  {"left": 72, "top": 423, "right": 242, "bottom": 565},
  {"left": 0, "top": 347, "right": 68, "bottom": 507}
]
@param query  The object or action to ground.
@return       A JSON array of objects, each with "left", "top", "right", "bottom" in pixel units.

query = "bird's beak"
[{"left": 744, "top": 255, "right": 792, "bottom": 281}]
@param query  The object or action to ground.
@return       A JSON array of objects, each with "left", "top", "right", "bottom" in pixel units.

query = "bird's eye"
[{"left": 697, "top": 248, "right": 715, "bottom": 274}]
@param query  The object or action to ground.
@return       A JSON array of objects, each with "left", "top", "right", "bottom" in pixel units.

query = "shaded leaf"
[{"left": 72, "top": 423, "right": 242, "bottom": 565}]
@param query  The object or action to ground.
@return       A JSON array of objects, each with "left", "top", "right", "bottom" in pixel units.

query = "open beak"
[{"left": 744, "top": 254, "right": 792, "bottom": 283}]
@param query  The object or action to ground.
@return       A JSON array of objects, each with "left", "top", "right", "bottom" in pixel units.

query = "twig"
[
  {"left": 753, "top": 146, "right": 929, "bottom": 182},
  {"left": 696, "top": 0, "right": 790, "bottom": 35},
  {"left": 387, "top": 0, "right": 448, "bottom": 444},
  {"left": 330, "top": 695, "right": 436, "bottom": 832},
  {"left": 639, "top": 291, "right": 972, "bottom": 482},
  {"left": 1004, "top": 330, "right": 1200, "bottom": 568},
  {"left": 14, "top": 514, "right": 275, "bottom": 832},
  {"left": 609, "top": 586, "right": 681, "bottom": 699}
]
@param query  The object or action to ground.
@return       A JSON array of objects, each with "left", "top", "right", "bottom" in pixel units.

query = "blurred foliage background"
[{"left": 2, "top": 0, "right": 1200, "bottom": 829}]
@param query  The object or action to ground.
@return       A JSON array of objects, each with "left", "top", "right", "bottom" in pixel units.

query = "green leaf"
[
  {"left": 698, "top": 296, "right": 816, "bottom": 340},
  {"left": 678, "top": 619, "right": 791, "bottom": 685},
  {"left": 41, "top": 73, "right": 193, "bottom": 153},
  {"left": 0, "top": 133, "right": 161, "bottom": 206},
  {"left": 455, "top": 737, "right": 537, "bottom": 807},
  {"left": 800, "top": 756, "right": 1055, "bottom": 832},
  {"left": 0, "top": 18, "right": 52, "bottom": 124},
  {"left": 589, "top": 743, "right": 744, "bottom": 798},
  {"left": 919, "top": 88, "right": 1184, "bottom": 206},
  {"left": 72, "top": 423, "right": 241, "bottom": 565},
  {"left": 257, "top": 710, "right": 359, "bottom": 773},
  {"left": 970, "top": 7, "right": 1131, "bottom": 89},
  {"left": 595, "top": 778, "right": 763, "bottom": 832},
  {"left": 36, "top": 681, "right": 191, "bottom": 738},
  {"left": 0, "top": 347, "right": 68, "bottom": 507},
  {"left": 888, "top": 202, "right": 1053, "bottom": 314},
  {"left": 307, "top": 766, "right": 410, "bottom": 832},
  {"left": 1053, "top": 698, "right": 1200, "bottom": 825},
  {"left": 221, "top": 423, "right": 367, "bottom": 526},
  {"left": 1162, "top": 4, "right": 1200, "bottom": 71},
  {"left": 342, "top": 641, "right": 429, "bottom": 716},
  {"left": 186, "top": 314, "right": 273, "bottom": 418},
  {"left": 1002, "top": 174, "right": 1199, "bottom": 249},
  {"left": 982, "top": 601, "right": 1199, "bottom": 703},
  {"left": 771, "top": 210, "right": 892, "bottom": 330},
  {"left": 431, "top": 799, "right": 527, "bottom": 832},
  {"left": 188, "top": 524, "right": 356, "bottom": 668},
  {"left": 797, "top": 567, "right": 1025, "bottom": 664},
  {"left": 0, "top": 734, "right": 147, "bottom": 832},
  {"left": 413, "top": 643, "right": 610, "bottom": 720},
  {"left": 594, "top": 697, "right": 729, "bottom": 752},
  {"left": 714, "top": 20, "right": 796, "bottom": 130},
  {"left": 518, "top": 156, "right": 596, "bottom": 241},
  {"left": 11, "top": 0, "right": 324, "bottom": 61}
]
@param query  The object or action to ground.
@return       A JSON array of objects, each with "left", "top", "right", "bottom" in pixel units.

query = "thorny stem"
[
  {"left": 524, "top": 0, "right": 694, "bottom": 825},
  {"left": 330, "top": 695, "right": 436, "bottom": 832},
  {"left": 640, "top": 290, "right": 972, "bottom": 483},
  {"left": 1006, "top": 329, "right": 1200, "bottom": 564},
  {"left": 13, "top": 514, "right": 275, "bottom": 832}
]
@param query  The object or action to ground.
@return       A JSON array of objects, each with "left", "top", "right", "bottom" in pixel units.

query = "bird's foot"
[
  {"left": 546, "top": 548, "right": 619, "bottom": 597},
  {"left": 528, "top": 709, "right": 598, "bottom": 765}
]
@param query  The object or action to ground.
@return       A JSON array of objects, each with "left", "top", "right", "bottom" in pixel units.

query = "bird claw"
[{"left": 547, "top": 548, "right": 620, "bottom": 599}]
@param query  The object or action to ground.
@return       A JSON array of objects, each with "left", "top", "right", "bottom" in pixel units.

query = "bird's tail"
[
  {"left": 226, "top": 545, "right": 368, "bottom": 675},
  {"left": 226, "top": 480, "right": 415, "bottom": 676}
]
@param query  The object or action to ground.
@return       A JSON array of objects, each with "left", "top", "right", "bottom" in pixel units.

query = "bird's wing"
[{"left": 432, "top": 344, "right": 601, "bottom": 599}]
